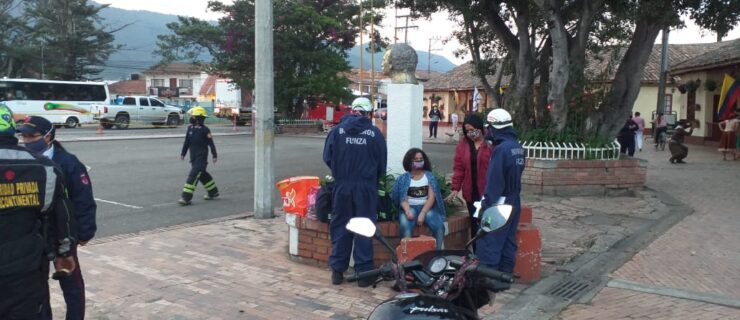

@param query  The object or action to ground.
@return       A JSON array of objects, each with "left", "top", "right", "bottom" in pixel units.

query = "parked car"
[{"left": 96, "top": 96, "right": 184, "bottom": 129}]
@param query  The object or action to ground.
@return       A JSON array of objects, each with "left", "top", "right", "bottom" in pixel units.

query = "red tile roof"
[
  {"left": 108, "top": 80, "right": 146, "bottom": 95},
  {"left": 142, "top": 63, "right": 205, "bottom": 75},
  {"left": 200, "top": 75, "right": 218, "bottom": 96}
]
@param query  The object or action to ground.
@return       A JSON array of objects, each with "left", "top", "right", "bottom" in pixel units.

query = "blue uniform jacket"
[
  {"left": 481, "top": 127, "right": 525, "bottom": 210},
  {"left": 52, "top": 142, "right": 97, "bottom": 242},
  {"left": 323, "top": 115, "right": 387, "bottom": 185},
  {"left": 390, "top": 171, "right": 447, "bottom": 221}
]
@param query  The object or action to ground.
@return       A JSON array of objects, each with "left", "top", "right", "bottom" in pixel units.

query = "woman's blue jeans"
[{"left": 399, "top": 204, "right": 445, "bottom": 249}]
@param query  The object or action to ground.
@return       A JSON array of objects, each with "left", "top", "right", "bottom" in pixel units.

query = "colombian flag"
[{"left": 717, "top": 74, "right": 740, "bottom": 121}]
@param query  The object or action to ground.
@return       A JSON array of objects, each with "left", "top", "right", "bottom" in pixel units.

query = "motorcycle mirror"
[
  {"left": 465, "top": 204, "right": 513, "bottom": 249},
  {"left": 346, "top": 217, "right": 377, "bottom": 238},
  {"left": 480, "top": 204, "right": 513, "bottom": 233}
]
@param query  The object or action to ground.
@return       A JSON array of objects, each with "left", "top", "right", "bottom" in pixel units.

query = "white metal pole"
[{"left": 254, "top": 0, "right": 275, "bottom": 218}]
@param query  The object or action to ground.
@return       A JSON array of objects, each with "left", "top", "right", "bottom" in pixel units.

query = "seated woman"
[{"left": 391, "top": 148, "right": 446, "bottom": 249}]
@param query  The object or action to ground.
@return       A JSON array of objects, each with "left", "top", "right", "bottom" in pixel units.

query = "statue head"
[{"left": 382, "top": 43, "right": 418, "bottom": 84}]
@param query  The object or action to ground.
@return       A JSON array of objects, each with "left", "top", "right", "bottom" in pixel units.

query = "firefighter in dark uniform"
[
  {"left": 0, "top": 103, "right": 77, "bottom": 319},
  {"left": 178, "top": 106, "right": 219, "bottom": 205},
  {"left": 322, "top": 97, "right": 387, "bottom": 287},
  {"left": 477, "top": 109, "right": 525, "bottom": 276},
  {"left": 18, "top": 116, "right": 96, "bottom": 320}
]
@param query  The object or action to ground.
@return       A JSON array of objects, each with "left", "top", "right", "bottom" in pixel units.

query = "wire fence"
[{"left": 521, "top": 140, "right": 622, "bottom": 160}]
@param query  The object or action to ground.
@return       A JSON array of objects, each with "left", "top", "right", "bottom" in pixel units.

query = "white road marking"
[{"left": 94, "top": 198, "right": 143, "bottom": 209}]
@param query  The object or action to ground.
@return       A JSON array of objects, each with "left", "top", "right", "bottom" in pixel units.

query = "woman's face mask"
[
  {"left": 412, "top": 160, "right": 425, "bottom": 169},
  {"left": 466, "top": 129, "right": 481, "bottom": 140}
]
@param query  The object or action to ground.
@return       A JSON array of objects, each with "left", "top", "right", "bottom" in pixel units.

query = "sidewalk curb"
[
  {"left": 488, "top": 187, "right": 694, "bottom": 320},
  {"left": 88, "top": 212, "right": 254, "bottom": 246},
  {"left": 58, "top": 132, "right": 250, "bottom": 143}
]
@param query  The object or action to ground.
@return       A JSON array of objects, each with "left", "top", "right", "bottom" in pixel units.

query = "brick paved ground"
[
  {"left": 46, "top": 191, "right": 666, "bottom": 318},
  {"left": 561, "top": 144, "right": 740, "bottom": 319}
]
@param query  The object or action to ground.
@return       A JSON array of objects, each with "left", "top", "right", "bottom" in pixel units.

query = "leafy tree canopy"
[{"left": 157, "top": 0, "right": 388, "bottom": 114}]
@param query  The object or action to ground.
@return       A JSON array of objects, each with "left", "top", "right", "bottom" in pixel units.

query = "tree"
[
  {"left": 24, "top": 0, "right": 118, "bottom": 80},
  {"left": 0, "top": 0, "right": 35, "bottom": 77},
  {"left": 157, "top": 0, "right": 388, "bottom": 115},
  {"left": 686, "top": 0, "right": 740, "bottom": 42}
]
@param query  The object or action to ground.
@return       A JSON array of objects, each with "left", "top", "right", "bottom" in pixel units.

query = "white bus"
[{"left": 0, "top": 78, "right": 110, "bottom": 128}]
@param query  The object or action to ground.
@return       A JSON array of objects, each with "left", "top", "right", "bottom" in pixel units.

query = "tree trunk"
[
  {"left": 588, "top": 20, "right": 663, "bottom": 138},
  {"left": 536, "top": 0, "right": 569, "bottom": 133},
  {"left": 535, "top": 39, "right": 551, "bottom": 128}
]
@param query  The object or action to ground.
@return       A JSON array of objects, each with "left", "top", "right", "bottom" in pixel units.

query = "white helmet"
[
  {"left": 487, "top": 108, "right": 513, "bottom": 129},
  {"left": 351, "top": 97, "right": 373, "bottom": 112}
]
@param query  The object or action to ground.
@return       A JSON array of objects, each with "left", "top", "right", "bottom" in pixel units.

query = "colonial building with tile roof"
[{"left": 423, "top": 38, "right": 739, "bottom": 140}]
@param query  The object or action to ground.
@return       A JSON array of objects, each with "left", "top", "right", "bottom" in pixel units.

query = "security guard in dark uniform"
[
  {"left": 178, "top": 106, "right": 219, "bottom": 205},
  {"left": 477, "top": 109, "right": 525, "bottom": 274},
  {"left": 0, "top": 103, "right": 77, "bottom": 319},
  {"left": 322, "top": 97, "right": 387, "bottom": 287},
  {"left": 18, "top": 116, "right": 96, "bottom": 320}
]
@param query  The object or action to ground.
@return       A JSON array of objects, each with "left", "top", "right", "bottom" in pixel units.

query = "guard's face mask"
[{"left": 22, "top": 131, "right": 52, "bottom": 154}]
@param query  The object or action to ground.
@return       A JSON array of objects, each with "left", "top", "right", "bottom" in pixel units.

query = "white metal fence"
[{"left": 521, "top": 140, "right": 622, "bottom": 160}]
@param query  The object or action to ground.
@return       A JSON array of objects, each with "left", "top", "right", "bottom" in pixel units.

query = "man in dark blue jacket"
[
  {"left": 18, "top": 116, "right": 96, "bottom": 320},
  {"left": 323, "top": 97, "right": 387, "bottom": 287},
  {"left": 476, "top": 109, "right": 525, "bottom": 275}
]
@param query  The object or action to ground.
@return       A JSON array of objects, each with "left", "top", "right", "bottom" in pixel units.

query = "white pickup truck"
[{"left": 93, "top": 96, "right": 184, "bottom": 129}]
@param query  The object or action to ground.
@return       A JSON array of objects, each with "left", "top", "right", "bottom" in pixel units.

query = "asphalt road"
[{"left": 60, "top": 133, "right": 455, "bottom": 238}]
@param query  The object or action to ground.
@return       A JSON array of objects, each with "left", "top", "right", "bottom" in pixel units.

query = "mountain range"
[{"left": 96, "top": 5, "right": 458, "bottom": 80}]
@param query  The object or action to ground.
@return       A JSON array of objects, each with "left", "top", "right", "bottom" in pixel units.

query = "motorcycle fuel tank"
[{"left": 368, "top": 293, "right": 479, "bottom": 320}]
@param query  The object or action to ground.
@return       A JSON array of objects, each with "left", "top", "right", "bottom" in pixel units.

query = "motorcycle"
[{"left": 345, "top": 204, "right": 515, "bottom": 319}]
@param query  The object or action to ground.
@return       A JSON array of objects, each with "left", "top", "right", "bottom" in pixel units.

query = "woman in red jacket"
[{"left": 446, "top": 113, "right": 494, "bottom": 238}]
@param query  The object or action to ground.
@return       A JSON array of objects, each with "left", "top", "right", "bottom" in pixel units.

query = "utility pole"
[
  {"left": 655, "top": 28, "right": 670, "bottom": 116},
  {"left": 254, "top": 0, "right": 275, "bottom": 218},
  {"left": 359, "top": 0, "right": 364, "bottom": 94},
  {"left": 395, "top": 15, "right": 418, "bottom": 44},
  {"left": 370, "top": 0, "right": 376, "bottom": 108},
  {"left": 427, "top": 36, "right": 441, "bottom": 76}
]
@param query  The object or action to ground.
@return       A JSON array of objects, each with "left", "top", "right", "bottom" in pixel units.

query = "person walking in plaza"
[
  {"left": 428, "top": 104, "right": 442, "bottom": 139},
  {"left": 323, "top": 97, "right": 387, "bottom": 287},
  {"left": 669, "top": 119, "right": 694, "bottom": 164},
  {"left": 717, "top": 108, "right": 740, "bottom": 161},
  {"left": 0, "top": 104, "right": 77, "bottom": 319},
  {"left": 477, "top": 108, "right": 525, "bottom": 274},
  {"left": 618, "top": 114, "right": 639, "bottom": 156},
  {"left": 446, "top": 114, "right": 493, "bottom": 239},
  {"left": 633, "top": 112, "right": 646, "bottom": 151},
  {"left": 451, "top": 111, "right": 459, "bottom": 134},
  {"left": 18, "top": 116, "right": 97, "bottom": 320},
  {"left": 178, "top": 106, "right": 219, "bottom": 205},
  {"left": 653, "top": 112, "right": 668, "bottom": 147},
  {"left": 391, "top": 148, "right": 446, "bottom": 250}
]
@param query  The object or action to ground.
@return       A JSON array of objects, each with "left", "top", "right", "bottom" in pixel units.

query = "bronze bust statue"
[{"left": 382, "top": 43, "right": 418, "bottom": 85}]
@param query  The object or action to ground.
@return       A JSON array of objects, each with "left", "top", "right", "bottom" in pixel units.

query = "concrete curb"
[
  {"left": 488, "top": 187, "right": 694, "bottom": 320},
  {"left": 607, "top": 278, "right": 740, "bottom": 309},
  {"left": 57, "top": 132, "right": 250, "bottom": 143}
]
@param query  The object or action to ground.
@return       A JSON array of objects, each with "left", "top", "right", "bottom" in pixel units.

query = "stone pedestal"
[{"left": 386, "top": 83, "right": 423, "bottom": 175}]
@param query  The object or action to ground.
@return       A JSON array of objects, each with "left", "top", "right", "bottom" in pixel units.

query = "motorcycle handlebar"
[
  {"left": 346, "top": 269, "right": 381, "bottom": 283},
  {"left": 472, "top": 265, "right": 514, "bottom": 283}
]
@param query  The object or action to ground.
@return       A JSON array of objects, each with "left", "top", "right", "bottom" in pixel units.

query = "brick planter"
[
  {"left": 523, "top": 158, "right": 647, "bottom": 196},
  {"left": 285, "top": 213, "right": 471, "bottom": 268}
]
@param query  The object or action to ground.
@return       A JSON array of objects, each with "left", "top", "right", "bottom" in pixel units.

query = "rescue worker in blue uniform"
[
  {"left": 323, "top": 97, "right": 387, "bottom": 287},
  {"left": 178, "top": 106, "right": 219, "bottom": 205},
  {"left": 18, "top": 116, "right": 96, "bottom": 320},
  {"left": 0, "top": 104, "right": 77, "bottom": 319},
  {"left": 476, "top": 108, "right": 525, "bottom": 275}
]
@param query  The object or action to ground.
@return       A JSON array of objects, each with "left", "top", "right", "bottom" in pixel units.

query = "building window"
[
  {"left": 664, "top": 94, "right": 672, "bottom": 113},
  {"left": 152, "top": 79, "right": 165, "bottom": 87},
  {"left": 179, "top": 79, "right": 193, "bottom": 88}
]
